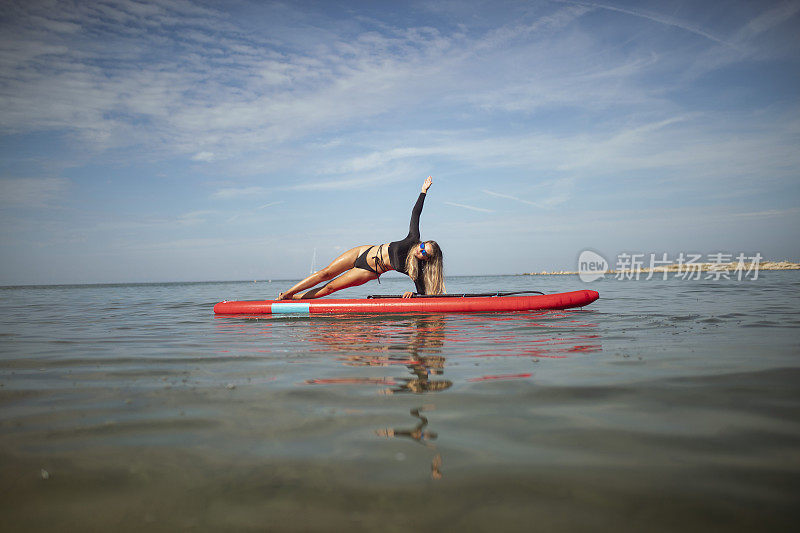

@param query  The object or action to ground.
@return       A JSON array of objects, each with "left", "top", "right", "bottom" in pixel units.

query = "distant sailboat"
[{"left": 310, "top": 247, "right": 317, "bottom": 274}]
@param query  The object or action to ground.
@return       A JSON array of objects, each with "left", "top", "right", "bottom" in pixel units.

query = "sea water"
[{"left": 1, "top": 273, "right": 798, "bottom": 531}]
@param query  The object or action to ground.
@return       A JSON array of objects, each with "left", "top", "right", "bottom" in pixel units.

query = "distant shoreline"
[{"left": 523, "top": 260, "right": 800, "bottom": 276}]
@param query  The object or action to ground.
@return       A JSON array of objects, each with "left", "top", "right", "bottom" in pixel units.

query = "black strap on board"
[{"left": 366, "top": 290, "right": 546, "bottom": 299}]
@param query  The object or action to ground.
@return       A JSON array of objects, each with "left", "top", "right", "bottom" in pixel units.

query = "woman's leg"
[
  {"left": 294, "top": 268, "right": 377, "bottom": 299},
  {"left": 278, "top": 246, "right": 369, "bottom": 300}
]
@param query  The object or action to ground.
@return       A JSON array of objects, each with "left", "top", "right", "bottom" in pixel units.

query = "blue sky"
[{"left": 1, "top": 0, "right": 798, "bottom": 285}]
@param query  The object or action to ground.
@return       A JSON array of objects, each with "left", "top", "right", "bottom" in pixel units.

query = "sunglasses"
[{"left": 420, "top": 242, "right": 428, "bottom": 257}]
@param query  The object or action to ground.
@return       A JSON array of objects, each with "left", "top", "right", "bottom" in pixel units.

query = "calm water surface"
[{"left": 1, "top": 273, "right": 799, "bottom": 531}]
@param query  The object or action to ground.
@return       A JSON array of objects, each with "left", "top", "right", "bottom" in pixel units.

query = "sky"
[{"left": 1, "top": 0, "right": 798, "bottom": 285}]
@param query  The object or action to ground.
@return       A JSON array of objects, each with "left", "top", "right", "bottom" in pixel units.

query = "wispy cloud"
[
  {"left": 734, "top": 1, "right": 800, "bottom": 43},
  {"left": 286, "top": 163, "right": 418, "bottom": 191},
  {"left": 728, "top": 207, "right": 800, "bottom": 220},
  {"left": 211, "top": 186, "right": 270, "bottom": 199},
  {"left": 445, "top": 201, "right": 493, "bottom": 213},
  {"left": 0, "top": 178, "right": 70, "bottom": 207},
  {"left": 192, "top": 151, "right": 216, "bottom": 162},
  {"left": 327, "top": 147, "right": 443, "bottom": 175},
  {"left": 556, "top": 0, "right": 735, "bottom": 47},
  {"left": 483, "top": 178, "right": 574, "bottom": 210},
  {"left": 177, "top": 210, "right": 217, "bottom": 226},
  {"left": 482, "top": 189, "right": 538, "bottom": 206}
]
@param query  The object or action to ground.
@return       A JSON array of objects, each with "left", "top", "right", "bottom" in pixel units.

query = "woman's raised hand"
[{"left": 422, "top": 176, "right": 432, "bottom": 193}]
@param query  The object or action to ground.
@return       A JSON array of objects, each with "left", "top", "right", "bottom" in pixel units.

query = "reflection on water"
[
  {"left": 219, "top": 310, "right": 600, "bottom": 481},
  {"left": 291, "top": 311, "right": 601, "bottom": 386},
  {"left": 375, "top": 406, "right": 438, "bottom": 447},
  {"left": 301, "top": 315, "right": 452, "bottom": 479},
  {"left": 305, "top": 315, "right": 453, "bottom": 394},
  {"left": 277, "top": 311, "right": 599, "bottom": 480},
  {"left": 376, "top": 406, "right": 443, "bottom": 480}
]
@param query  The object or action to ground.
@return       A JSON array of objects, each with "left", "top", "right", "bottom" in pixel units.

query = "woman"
[{"left": 278, "top": 176, "right": 444, "bottom": 300}]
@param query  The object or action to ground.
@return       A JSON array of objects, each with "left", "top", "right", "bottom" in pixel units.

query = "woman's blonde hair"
[{"left": 405, "top": 240, "right": 446, "bottom": 295}]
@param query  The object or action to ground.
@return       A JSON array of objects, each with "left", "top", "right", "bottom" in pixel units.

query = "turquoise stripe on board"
[{"left": 271, "top": 302, "right": 311, "bottom": 314}]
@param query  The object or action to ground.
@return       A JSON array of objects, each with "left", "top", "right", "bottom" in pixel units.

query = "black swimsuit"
[
  {"left": 353, "top": 193, "right": 427, "bottom": 294},
  {"left": 353, "top": 245, "right": 389, "bottom": 278}
]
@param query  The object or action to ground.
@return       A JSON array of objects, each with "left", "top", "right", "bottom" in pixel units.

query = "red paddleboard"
[{"left": 214, "top": 290, "right": 599, "bottom": 315}]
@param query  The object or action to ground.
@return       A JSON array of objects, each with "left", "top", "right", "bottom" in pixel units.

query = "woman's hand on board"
[
  {"left": 421, "top": 176, "right": 432, "bottom": 193},
  {"left": 402, "top": 291, "right": 415, "bottom": 299}
]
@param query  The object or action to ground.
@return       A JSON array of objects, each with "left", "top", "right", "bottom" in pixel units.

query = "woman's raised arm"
[{"left": 407, "top": 177, "right": 431, "bottom": 240}]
